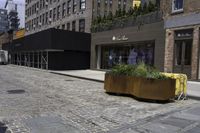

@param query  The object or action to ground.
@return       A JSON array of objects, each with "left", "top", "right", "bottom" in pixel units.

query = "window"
[
  {"left": 109, "top": 0, "right": 112, "bottom": 9},
  {"left": 101, "top": 44, "right": 154, "bottom": 69},
  {"left": 97, "top": 0, "right": 101, "bottom": 8},
  {"left": 45, "top": 12, "right": 48, "bottom": 24},
  {"left": 43, "top": 0, "right": 45, "bottom": 8},
  {"left": 62, "top": 24, "right": 65, "bottom": 29},
  {"left": 118, "top": 0, "right": 121, "bottom": 8},
  {"left": 79, "top": 19, "right": 85, "bottom": 32},
  {"left": 62, "top": 2, "right": 66, "bottom": 18},
  {"left": 175, "top": 29, "right": 193, "bottom": 66},
  {"left": 53, "top": 8, "right": 56, "bottom": 21},
  {"left": 123, "top": 0, "right": 126, "bottom": 10},
  {"left": 67, "top": 22, "right": 70, "bottom": 30},
  {"left": 172, "top": 0, "right": 183, "bottom": 13},
  {"left": 73, "top": 0, "right": 77, "bottom": 13},
  {"left": 42, "top": 13, "right": 45, "bottom": 25},
  {"left": 57, "top": 5, "right": 61, "bottom": 20},
  {"left": 67, "top": 0, "right": 71, "bottom": 14},
  {"left": 80, "top": 0, "right": 86, "bottom": 10},
  {"left": 72, "top": 21, "right": 76, "bottom": 31},
  {"left": 40, "top": 0, "right": 42, "bottom": 9},
  {"left": 175, "top": 40, "right": 192, "bottom": 66},
  {"left": 39, "top": 15, "right": 42, "bottom": 26},
  {"left": 49, "top": 10, "right": 52, "bottom": 21}
]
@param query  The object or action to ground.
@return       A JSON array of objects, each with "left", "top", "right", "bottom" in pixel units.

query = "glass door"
[{"left": 174, "top": 40, "right": 192, "bottom": 78}]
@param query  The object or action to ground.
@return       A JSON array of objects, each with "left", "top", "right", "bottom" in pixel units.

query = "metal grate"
[{"left": 7, "top": 89, "right": 25, "bottom": 94}]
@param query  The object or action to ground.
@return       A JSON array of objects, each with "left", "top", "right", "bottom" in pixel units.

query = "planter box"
[{"left": 104, "top": 73, "right": 176, "bottom": 101}]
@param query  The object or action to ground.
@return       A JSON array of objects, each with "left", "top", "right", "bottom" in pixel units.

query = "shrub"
[{"left": 108, "top": 63, "right": 168, "bottom": 80}]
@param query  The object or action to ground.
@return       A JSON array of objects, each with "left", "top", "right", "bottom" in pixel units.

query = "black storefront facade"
[
  {"left": 91, "top": 21, "right": 166, "bottom": 72},
  {"left": 3, "top": 28, "right": 91, "bottom": 70}
]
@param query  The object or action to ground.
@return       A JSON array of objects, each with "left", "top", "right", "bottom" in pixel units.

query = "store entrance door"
[
  {"left": 173, "top": 29, "right": 193, "bottom": 79},
  {"left": 174, "top": 39, "right": 192, "bottom": 78}
]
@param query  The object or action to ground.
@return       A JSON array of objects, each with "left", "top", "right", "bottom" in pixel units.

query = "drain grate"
[
  {"left": 65, "top": 80, "right": 74, "bottom": 82},
  {"left": 7, "top": 89, "right": 25, "bottom": 94},
  {"left": 0, "top": 122, "right": 7, "bottom": 133}
]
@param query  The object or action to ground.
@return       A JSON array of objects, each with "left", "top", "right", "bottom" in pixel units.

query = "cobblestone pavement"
[{"left": 0, "top": 65, "right": 200, "bottom": 133}]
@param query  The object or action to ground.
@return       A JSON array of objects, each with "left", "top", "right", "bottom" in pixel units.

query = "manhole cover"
[
  {"left": 0, "top": 122, "right": 7, "bottom": 133},
  {"left": 7, "top": 89, "right": 25, "bottom": 94}
]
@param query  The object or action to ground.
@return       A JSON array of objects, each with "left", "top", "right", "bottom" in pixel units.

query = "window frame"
[
  {"left": 79, "top": 19, "right": 85, "bottom": 32},
  {"left": 172, "top": 0, "right": 184, "bottom": 13}
]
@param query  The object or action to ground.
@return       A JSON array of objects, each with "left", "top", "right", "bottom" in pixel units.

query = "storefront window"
[{"left": 101, "top": 43, "right": 154, "bottom": 69}]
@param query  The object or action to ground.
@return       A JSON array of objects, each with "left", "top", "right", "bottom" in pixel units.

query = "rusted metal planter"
[{"left": 104, "top": 73, "right": 176, "bottom": 101}]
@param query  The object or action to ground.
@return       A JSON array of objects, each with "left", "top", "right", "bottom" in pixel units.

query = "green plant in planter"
[{"left": 109, "top": 62, "right": 168, "bottom": 80}]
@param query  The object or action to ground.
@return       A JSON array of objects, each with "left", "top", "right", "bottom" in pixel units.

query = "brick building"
[
  {"left": 161, "top": 0, "right": 200, "bottom": 79},
  {"left": 25, "top": 0, "right": 92, "bottom": 35}
]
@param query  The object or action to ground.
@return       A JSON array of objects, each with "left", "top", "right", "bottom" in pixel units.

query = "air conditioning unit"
[
  {"left": 39, "top": 22, "right": 42, "bottom": 26},
  {"left": 36, "top": 8, "right": 39, "bottom": 11},
  {"left": 26, "top": 27, "right": 29, "bottom": 31},
  {"left": 49, "top": 18, "right": 52, "bottom": 22},
  {"left": 45, "top": 2, "right": 48, "bottom": 5},
  {"left": 33, "top": 25, "right": 36, "bottom": 28}
]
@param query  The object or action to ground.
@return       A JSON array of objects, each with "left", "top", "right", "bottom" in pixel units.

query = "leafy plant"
[
  {"left": 108, "top": 62, "right": 168, "bottom": 80},
  {"left": 91, "top": 2, "right": 158, "bottom": 32}
]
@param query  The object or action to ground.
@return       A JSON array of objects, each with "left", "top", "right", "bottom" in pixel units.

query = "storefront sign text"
[{"left": 112, "top": 35, "right": 128, "bottom": 41}]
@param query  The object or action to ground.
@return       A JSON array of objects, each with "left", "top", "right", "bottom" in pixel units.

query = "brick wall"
[
  {"left": 164, "top": 29, "right": 174, "bottom": 73},
  {"left": 191, "top": 27, "right": 200, "bottom": 79}
]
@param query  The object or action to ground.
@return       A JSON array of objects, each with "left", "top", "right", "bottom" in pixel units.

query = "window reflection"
[{"left": 101, "top": 43, "right": 154, "bottom": 69}]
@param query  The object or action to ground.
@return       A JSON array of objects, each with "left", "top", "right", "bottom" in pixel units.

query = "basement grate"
[{"left": 7, "top": 89, "right": 25, "bottom": 94}]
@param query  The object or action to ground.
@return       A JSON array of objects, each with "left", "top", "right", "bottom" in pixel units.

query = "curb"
[
  {"left": 187, "top": 95, "right": 200, "bottom": 101},
  {"left": 50, "top": 72, "right": 104, "bottom": 83}
]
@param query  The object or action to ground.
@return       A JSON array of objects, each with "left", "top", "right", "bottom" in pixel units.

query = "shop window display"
[{"left": 101, "top": 43, "right": 154, "bottom": 69}]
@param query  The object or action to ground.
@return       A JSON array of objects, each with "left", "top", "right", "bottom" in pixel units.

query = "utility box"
[{"left": 0, "top": 50, "right": 8, "bottom": 64}]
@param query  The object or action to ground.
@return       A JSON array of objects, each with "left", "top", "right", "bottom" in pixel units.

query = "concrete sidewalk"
[
  {"left": 51, "top": 70, "right": 200, "bottom": 100},
  {"left": 51, "top": 70, "right": 106, "bottom": 82}
]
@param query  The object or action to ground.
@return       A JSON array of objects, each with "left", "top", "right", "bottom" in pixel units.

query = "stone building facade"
[
  {"left": 25, "top": 0, "right": 157, "bottom": 35},
  {"left": 161, "top": 0, "right": 200, "bottom": 79},
  {"left": 92, "top": 0, "right": 157, "bottom": 19},
  {"left": 25, "top": 0, "right": 92, "bottom": 35}
]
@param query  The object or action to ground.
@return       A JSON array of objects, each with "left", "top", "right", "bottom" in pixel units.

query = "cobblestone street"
[{"left": 0, "top": 65, "right": 200, "bottom": 133}]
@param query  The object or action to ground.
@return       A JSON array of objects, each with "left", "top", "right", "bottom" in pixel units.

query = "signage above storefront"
[
  {"left": 112, "top": 35, "right": 128, "bottom": 41},
  {"left": 175, "top": 29, "right": 193, "bottom": 39}
]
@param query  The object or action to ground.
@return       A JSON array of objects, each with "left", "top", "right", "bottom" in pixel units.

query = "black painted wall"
[{"left": 48, "top": 51, "right": 90, "bottom": 70}]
